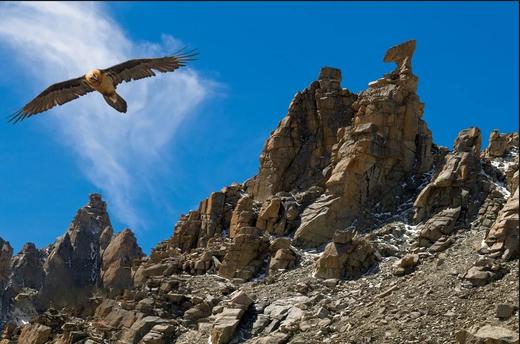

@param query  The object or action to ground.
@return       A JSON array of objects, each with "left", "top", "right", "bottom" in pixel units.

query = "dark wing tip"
[
  {"left": 6, "top": 109, "right": 29, "bottom": 124},
  {"left": 172, "top": 47, "right": 199, "bottom": 65}
]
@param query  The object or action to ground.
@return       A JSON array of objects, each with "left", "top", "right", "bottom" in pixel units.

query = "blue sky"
[{"left": 0, "top": 2, "right": 518, "bottom": 254}]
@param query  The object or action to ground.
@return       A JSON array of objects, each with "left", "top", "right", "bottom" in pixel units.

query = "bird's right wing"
[
  {"left": 8, "top": 76, "right": 94, "bottom": 123},
  {"left": 102, "top": 48, "right": 198, "bottom": 86}
]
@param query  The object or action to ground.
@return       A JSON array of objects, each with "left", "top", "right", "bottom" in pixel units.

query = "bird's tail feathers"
[{"left": 104, "top": 93, "right": 127, "bottom": 113}]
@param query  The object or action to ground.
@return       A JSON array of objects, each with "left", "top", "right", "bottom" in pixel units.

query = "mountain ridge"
[{"left": 1, "top": 39, "right": 518, "bottom": 344}]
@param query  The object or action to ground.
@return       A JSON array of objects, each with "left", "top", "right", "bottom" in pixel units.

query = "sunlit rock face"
[
  {"left": 293, "top": 40, "right": 433, "bottom": 247},
  {"left": 250, "top": 67, "right": 357, "bottom": 202}
]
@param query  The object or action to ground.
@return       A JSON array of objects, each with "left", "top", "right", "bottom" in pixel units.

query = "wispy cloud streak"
[{"left": 0, "top": 2, "right": 214, "bottom": 230}]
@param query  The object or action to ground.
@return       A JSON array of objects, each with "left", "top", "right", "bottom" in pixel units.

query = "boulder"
[
  {"left": 269, "top": 248, "right": 297, "bottom": 275},
  {"left": 496, "top": 303, "right": 518, "bottom": 319},
  {"left": 418, "top": 207, "right": 460, "bottom": 246},
  {"left": 456, "top": 325, "right": 519, "bottom": 343},
  {"left": 211, "top": 291, "right": 254, "bottom": 344},
  {"left": 392, "top": 254, "right": 420, "bottom": 276},
  {"left": 464, "top": 259, "right": 508, "bottom": 287},
  {"left": 17, "top": 324, "right": 52, "bottom": 344},
  {"left": 315, "top": 230, "right": 379, "bottom": 279}
]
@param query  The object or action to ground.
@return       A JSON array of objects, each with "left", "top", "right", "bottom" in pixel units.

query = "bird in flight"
[{"left": 8, "top": 48, "right": 198, "bottom": 123}]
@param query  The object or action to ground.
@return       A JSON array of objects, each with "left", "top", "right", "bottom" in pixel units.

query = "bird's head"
[{"left": 86, "top": 69, "right": 102, "bottom": 83}]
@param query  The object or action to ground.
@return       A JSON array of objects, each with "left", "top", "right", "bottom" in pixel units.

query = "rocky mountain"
[{"left": 0, "top": 40, "right": 518, "bottom": 344}]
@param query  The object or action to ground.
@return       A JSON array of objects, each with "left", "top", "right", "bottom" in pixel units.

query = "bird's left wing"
[
  {"left": 102, "top": 49, "right": 198, "bottom": 86},
  {"left": 8, "top": 76, "right": 94, "bottom": 123}
]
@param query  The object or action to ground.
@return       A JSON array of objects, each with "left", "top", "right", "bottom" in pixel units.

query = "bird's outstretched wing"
[
  {"left": 8, "top": 76, "right": 94, "bottom": 123},
  {"left": 102, "top": 48, "right": 198, "bottom": 86}
]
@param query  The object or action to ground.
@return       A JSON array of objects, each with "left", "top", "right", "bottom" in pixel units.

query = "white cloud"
[{"left": 0, "top": 2, "right": 215, "bottom": 230}]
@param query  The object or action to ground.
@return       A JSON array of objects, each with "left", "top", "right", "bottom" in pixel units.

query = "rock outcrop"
[
  {"left": 294, "top": 40, "right": 433, "bottom": 247},
  {"left": 101, "top": 228, "right": 144, "bottom": 293},
  {"left": 0, "top": 238, "right": 13, "bottom": 325},
  {"left": 1, "top": 39, "right": 518, "bottom": 344},
  {"left": 484, "top": 130, "right": 519, "bottom": 158},
  {"left": 480, "top": 188, "right": 519, "bottom": 260},
  {"left": 218, "top": 227, "right": 269, "bottom": 280},
  {"left": 39, "top": 193, "right": 112, "bottom": 309},
  {"left": 250, "top": 67, "right": 357, "bottom": 202},
  {"left": 415, "top": 128, "right": 485, "bottom": 247},
  {"left": 171, "top": 184, "right": 243, "bottom": 251},
  {"left": 315, "top": 230, "right": 379, "bottom": 279},
  {"left": 9, "top": 243, "right": 45, "bottom": 292},
  {"left": 0, "top": 239, "right": 11, "bottom": 284}
]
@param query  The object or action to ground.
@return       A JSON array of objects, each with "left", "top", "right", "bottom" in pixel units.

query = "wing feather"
[
  {"left": 103, "top": 48, "right": 198, "bottom": 86},
  {"left": 8, "top": 76, "right": 94, "bottom": 123}
]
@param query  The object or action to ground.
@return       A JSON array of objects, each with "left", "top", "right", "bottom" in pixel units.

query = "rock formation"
[
  {"left": 415, "top": 127, "right": 485, "bottom": 247},
  {"left": 39, "top": 193, "right": 112, "bottom": 309},
  {"left": 218, "top": 227, "right": 269, "bottom": 280},
  {"left": 171, "top": 184, "right": 243, "bottom": 251},
  {"left": 1, "top": 40, "right": 518, "bottom": 344},
  {"left": 250, "top": 67, "right": 356, "bottom": 202},
  {"left": 480, "top": 188, "right": 519, "bottom": 260},
  {"left": 9, "top": 243, "right": 45, "bottom": 293},
  {"left": 101, "top": 228, "right": 144, "bottom": 293},
  {"left": 484, "top": 130, "right": 519, "bottom": 158},
  {"left": 0, "top": 238, "right": 13, "bottom": 324},
  {"left": 294, "top": 40, "right": 433, "bottom": 247},
  {"left": 315, "top": 230, "right": 379, "bottom": 279}
]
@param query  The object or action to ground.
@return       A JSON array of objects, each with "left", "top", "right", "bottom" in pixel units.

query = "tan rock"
[
  {"left": 249, "top": 67, "right": 357, "bottom": 202},
  {"left": 414, "top": 127, "right": 484, "bottom": 248},
  {"left": 171, "top": 184, "right": 243, "bottom": 251},
  {"left": 315, "top": 231, "right": 379, "bottom": 279},
  {"left": 218, "top": 227, "right": 269, "bottom": 280},
  {"left": 269, "top": 248, "right": 297, "bottom": 274},
  {"left": 229, "top": 290, "right": 254, "bottom": 309},
  {"left": 295, "top": 40, "right": 432, "bottom": 247},
  {"left": 17, "top": 324, "right": 52, "bottom": 344},
  {"left": 392, "top": 254, "right": 419, "bottom": 276},
  {"left": 229, "top": 195, "right": 256, "bottom": 238},
  {"left": 483, "top": 188, "right": 519, "bottom": 259},
  {"left": 484, "top": 131, "right": 519, "bottom": 158},
  {"left": 383, "top": 39, "right": 416, "bottom": 75},
  {"left": 418, "top": 207, "right": 461, "bottom": 246},
  {"left": 101, "top": 228, "right": 143, "bottom": 292},
  {"left": 456, "top": 325, "right": 519, "bottom": 343},
  {"left": 256, "top": 198, "right": 283, "bottom": 234},
  {"left": 211, "top": 293, "right": 253, "bottom": 344}
]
